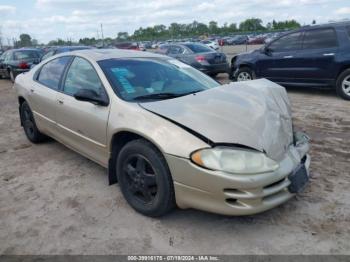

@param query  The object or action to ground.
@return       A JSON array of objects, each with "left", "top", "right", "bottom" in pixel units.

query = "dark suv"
[{"left": 230, "top": 21, "right": 350, "bottom": 100}]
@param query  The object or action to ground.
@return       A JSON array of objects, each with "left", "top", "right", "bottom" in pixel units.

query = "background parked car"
[
  {"left": 115, "top": 42, "right": 140, "bottom": 50},
  {"left": 229, "top": 35, "right": 249, "bottom": 45},
  {"left": 201, "top": 40, "right": 219, "bottom": 50},
  {"left": 158, "top": 43, "right": 229, "bottom": 76},
  {"left": 231, "top": 21, "right": 350, "bottom": 100},
  {"left": 247, "top": 35, "right": 266, "bottom": 45},
  {"left": 0, "top": 48, "right": 42, "bottom": 82},
  {"left": 41, "top": 46, "right": 93, "bottom": 61}
]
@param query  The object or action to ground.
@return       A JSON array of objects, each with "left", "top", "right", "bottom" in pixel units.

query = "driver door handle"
[
  {"left": 57, "top": 99, "right": 64, "bottom": 105},
  {"left": 283, "top": 55, "right": 294, "bottom": 58},
  {"left": 323, "top": 53, "right": 335, "bottom": 56},
  {"left": 30, "top": 89, "right": 35, "bottom": 93}
]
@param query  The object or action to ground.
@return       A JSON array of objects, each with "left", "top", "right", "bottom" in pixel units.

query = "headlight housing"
[{"left": 191, "top": 147, "right": 279, "bottom": 174}]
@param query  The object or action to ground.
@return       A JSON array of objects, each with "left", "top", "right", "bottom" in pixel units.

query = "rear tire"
[
  {"left": 336, "top": 69, "right": 350, "bottom": 100},
  {"left": 236, "top": 67, "right": 254, "bottom": 82},
  {"left": 20, "top": 101, "right": 47, "bottom": 143},
  {"left": 116, "top": 139, "right": 175, "bottom": 217}
]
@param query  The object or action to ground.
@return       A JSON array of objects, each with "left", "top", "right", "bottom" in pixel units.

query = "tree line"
[{"left": 9, "top": 18, "right": 303, "bottom": 47}]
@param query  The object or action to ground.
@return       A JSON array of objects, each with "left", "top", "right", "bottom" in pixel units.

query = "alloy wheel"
[
  {"left": 341, "top": 75, "right": 350, "bottom": 96},
  {"left": 237, "top": 72, "right": 252, "bottom": 81},
  {"left": 122, "top": 154, "right": 158, "bottom": 204}
]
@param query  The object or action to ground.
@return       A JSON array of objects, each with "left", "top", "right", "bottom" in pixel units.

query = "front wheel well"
[
  {"left": 108, "top": 131, "right": 161, "bottom": 185},
  {"left": 18, "top": 96, "right": 26, "bottom": 106},
  {"left": 18, "top": 97, "right": 26, "bottom": 126},
  {"left": 336, "top": 66, "right": 350, "bottom": 81}
]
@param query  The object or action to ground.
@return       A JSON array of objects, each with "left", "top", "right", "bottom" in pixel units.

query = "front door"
[{"left": 55, "top": 56, "right": 110, "bottom": 166}]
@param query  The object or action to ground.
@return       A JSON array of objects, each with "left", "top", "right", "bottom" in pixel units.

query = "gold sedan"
[{"left": 14, "top": 49, "right": 310, "bottom": 217}]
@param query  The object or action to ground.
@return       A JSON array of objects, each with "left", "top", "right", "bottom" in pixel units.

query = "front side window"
[
  {"left": 99, "top": 58, "right": 220, "bottom": 101},
  {"left": 302, "top": 28, "right": 337, "bottom": 49},
  {"left": 63, "top": 57, "right": 103, "bottom": 96},
  {"left": 37, "top": 56, "right": 71, "bottom": 90},
  {"left": 268, "top": 32, "right": 302, "bottom": 52},
  {"left": 3, "top": 51, "right": 12, "bottom": 62},
  {"left": 41, "top": 50, "right": 55, "bottom": 61}
]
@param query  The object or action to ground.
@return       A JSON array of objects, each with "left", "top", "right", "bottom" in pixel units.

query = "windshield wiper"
[{"left": 133, "top": 91, "right": 201, "bottom": 101}]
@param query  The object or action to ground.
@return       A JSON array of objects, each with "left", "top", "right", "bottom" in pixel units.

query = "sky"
[{"left": 0, "top": 0, "right": 349, "bottom": 44}]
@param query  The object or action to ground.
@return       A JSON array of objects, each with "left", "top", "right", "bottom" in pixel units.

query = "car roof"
[
  {"left": 301, "top": 20, "right": 350, "bottom": 30},
  {"left": 55, "top": 46, "right": 91, "bottom": 50},
  {"left": 67, "top": 49, "right": 168, "bottom": 61},
  {"left": 12, "top": 48, "right": 41, "bottom": 52}
]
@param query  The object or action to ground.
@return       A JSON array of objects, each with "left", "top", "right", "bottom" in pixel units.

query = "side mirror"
[{"left": 74, "top": 89, "right": 109, "bottom": 106}]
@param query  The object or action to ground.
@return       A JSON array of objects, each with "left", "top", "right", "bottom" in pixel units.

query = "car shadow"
[{"left": 284, "top": 86, "right": 337, "bottom": 98}]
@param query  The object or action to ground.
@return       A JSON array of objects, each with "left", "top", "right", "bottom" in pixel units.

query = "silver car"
[{"left": 14, "top": 49, "right": 311, "bottom": 217}]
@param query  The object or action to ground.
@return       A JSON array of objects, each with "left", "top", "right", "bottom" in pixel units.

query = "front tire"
[
  {"left": 9, "top": 70, "right": 16, "bottom": 83},
  {"left": 116, "top": 139, "right": 175, "bottom": 217},
  {"left": 336, "top": 69, "right": 350, "bottom": 100},
  {"left": 20, "top": 101, "right": 47, "bottom": 143},
  {"left": 236, "top": 67, "right": 254, "bottom": 81}
]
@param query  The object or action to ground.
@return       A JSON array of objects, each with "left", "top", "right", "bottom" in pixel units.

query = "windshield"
[
  {"left": 13, "top": 50, "right": 40, "bottom": 60},
  {"left": 183, "top": 43, "right": 213, "bottom": 53},
  {"left": 98, "top": 58, "right": 220, "bottom": 101}
]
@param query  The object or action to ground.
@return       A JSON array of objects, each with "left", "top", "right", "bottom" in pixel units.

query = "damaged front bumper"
[{"left": 166, "top": 132, "right": 310, "bottom": 216}]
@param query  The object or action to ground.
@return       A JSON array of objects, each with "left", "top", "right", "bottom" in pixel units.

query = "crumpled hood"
[{"left": 140, "top": 79, "right": 293, "bottom": 161}]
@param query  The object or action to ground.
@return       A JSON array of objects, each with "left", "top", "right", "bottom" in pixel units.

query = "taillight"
[
  {"left": 19, "top": 62, "right": 29, "bottom": 69},
  {"left": 195, "top": 55, "right": 206, "bottom": 63}
]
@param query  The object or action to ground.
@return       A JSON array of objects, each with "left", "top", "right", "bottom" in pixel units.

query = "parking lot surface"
[{"left": 0, "top": 76, "right": 349, "bottom": 254}]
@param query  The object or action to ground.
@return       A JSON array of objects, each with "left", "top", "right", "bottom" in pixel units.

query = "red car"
[
  {"left": 247, "top": 37, "right": 266, "bottom": 45},
  {"left": 115, "top": 42, "right": 140, "bottom": 50}
]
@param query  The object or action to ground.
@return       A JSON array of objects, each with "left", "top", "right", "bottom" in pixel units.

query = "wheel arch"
[
  {"left": 336, "top": 65, "right": 350, "bottom": 83},
  {"left": 18, "top": 96, "right": 26, "bottom": 126},
  {"left": 108, "top": 130, "right": 166, "bottom": 185}
]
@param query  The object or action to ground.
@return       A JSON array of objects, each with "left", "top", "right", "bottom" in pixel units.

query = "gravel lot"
[{"left": 0, "top": 74, "right": 349, "bottom": 255}]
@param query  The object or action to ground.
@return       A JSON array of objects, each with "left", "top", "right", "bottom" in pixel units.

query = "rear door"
[
  {"left": 257, "top": 31, "right": 303, "bottom": 81},
  {"left": 55, "top": 56, "right": 110, "bottom": 166},
  {"left": 292, "top": 27, "right": 339, "bottom": 86},
  {"left": 30, "top": 56, "right": 72, "bottom": 135}
]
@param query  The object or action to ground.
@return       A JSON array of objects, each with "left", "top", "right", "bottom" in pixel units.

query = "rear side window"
[
  {"left": 269, "top": 32, "right": 302, "bottom": 52},
  {"left": 184, "top": 44, "right": 213, "bottom": 53},
  {"left": 37, "top": 56, "right": 71, "bottom": 90},
  {"left": 303, "top": 28, "right": 337, "bottom": 49}
]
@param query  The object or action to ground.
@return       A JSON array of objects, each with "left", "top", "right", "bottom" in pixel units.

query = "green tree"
[
  {"left": 208, "top": 21, "right": 219, "bottom": 34},
  {"left": 239, "top": 18, "right": 265, "bottom": 31},
  {"left": 117, "top": 32, "right": 129, "bottom": 41},
  {"left": 18, "top": 34, "right": 32, "bottom": 47}
]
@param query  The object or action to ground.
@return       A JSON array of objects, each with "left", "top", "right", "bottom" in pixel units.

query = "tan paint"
[{"left": 14, "top": 49, "right": 311, "bottom": 216}]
